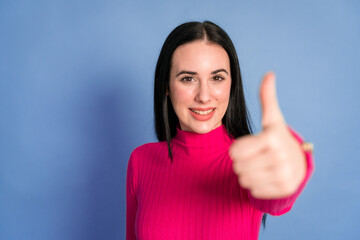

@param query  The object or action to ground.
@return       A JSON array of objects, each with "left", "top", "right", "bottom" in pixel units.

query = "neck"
[{"left": 171, "top": 125, "right": 233, "bottom": 157}]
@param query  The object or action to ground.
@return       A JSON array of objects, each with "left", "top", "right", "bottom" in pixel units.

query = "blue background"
[{"left": 1, "top": 0, "right": 359, "bottom": 239}]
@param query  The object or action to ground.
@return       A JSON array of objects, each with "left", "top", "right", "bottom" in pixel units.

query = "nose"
[{"left": 195, "top": 82, "right": 211, "bottom": 103}]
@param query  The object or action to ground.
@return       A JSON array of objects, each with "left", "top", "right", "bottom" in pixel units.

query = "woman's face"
[{"left": 169, "top": 40, "right": 231, "bottom": 134}]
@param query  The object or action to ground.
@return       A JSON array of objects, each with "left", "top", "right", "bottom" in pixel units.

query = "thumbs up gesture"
[{"left": 229, "top": 72, "right": 306, "bottom": 199}]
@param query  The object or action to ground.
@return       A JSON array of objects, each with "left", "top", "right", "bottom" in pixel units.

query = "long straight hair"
[{"left": 153, "top": 21, "right": 267, "bottom": 227}]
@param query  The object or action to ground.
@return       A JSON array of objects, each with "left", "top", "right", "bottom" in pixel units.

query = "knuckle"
[
  {"left": 250, "top": 189, "right": 258, "bottom": 198},
  {"left": 276, "top": 164, "right": 291, "bottom": 181},
  {"left": 239, "top": 175, "right": 250, "bottom": 188},
  {"left": 275, "top": 166, "right": 296, "bottom": 195},
  {"left": 237, "top": 176, "right": 244, "bottom": 187},
  {"left": 282, "top": 183, "right": 296, "bottom": 196},
  {"left": 229, "top": 147, "right": 236, "bottom": 159},
  {"left": 271, "top": 145, "right": 289, "bottom": 165},
  {"left": 239, "top": 175, "right": 247, "bottom": 186},
  {"left": 264, "top": 132, "right": 280, "bottom": 151},
  {"left": 263, "top": 132, "right": 273, "bottom": 145},
  {"left": 232, "top": 162, "right": 239, "bottom": 175},
  {"left": 277, "top": 150, "right": 288, "bottom": 162}
]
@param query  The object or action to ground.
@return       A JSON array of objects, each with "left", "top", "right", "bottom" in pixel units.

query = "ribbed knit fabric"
[{"left": 126, "top": 125, "right": 314, "bottom": 240}]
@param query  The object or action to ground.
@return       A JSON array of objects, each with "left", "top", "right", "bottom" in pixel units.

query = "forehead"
[{"left": 171, "top": 41, "right": 230, "bottom": 71}]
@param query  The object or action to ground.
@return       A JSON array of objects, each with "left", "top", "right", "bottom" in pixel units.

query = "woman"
[{"left": 126, "top": 21, "right": 314, "bottom": 240}]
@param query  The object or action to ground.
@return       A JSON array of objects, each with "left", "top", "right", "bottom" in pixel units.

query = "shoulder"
[
  {"left": 131, "top": 141, "right": 167, "bottom": 156},
  {"left": 127, "top": 141, "right": 169, "bottom": 183},
  {"left": 129, "top": 141, "right": 168, "bottom": 165}
]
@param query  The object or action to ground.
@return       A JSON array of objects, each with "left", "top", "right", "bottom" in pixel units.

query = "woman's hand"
[{"left": 229, "top": 72, "right": 306, "bottom": 199}]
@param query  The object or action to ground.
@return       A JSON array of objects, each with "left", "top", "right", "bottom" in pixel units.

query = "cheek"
[
  {"left": 170, "top": 85, "right": 194, "bottom": 108},
  {"left": 213, "top": 84, "right": 231, "bottom": 104}
]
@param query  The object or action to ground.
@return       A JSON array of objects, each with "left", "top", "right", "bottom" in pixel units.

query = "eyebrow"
[{"left": 175, "top": 68, "right": 229, "bottom": 77}]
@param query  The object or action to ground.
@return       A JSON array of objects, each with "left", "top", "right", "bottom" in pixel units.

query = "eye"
[
  {"left": 180, "top": 76, "right": 195, "bottom": 82},
  {"left": 212, "top": 75, "right": 225, "bottom": 81}
]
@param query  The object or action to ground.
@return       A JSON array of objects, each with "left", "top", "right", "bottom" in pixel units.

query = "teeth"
[{"left": 191, "top": 109, "right": 214, "bottom": 115}]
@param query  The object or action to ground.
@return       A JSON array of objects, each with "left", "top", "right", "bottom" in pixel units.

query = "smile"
[
  {"left": 190, "top": 108, "right": 215, "bottom": 115},
  {"left": 189, "top": 108, "right": 216, "bottom": 121}
]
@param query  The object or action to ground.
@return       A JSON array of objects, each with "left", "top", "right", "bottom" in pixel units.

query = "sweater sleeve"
[
  {"left": 248, "top": 127, "right": 314, "bottom": 216},
  {"left": 126, "top": 150, "right": 138, "bottom": 240}
]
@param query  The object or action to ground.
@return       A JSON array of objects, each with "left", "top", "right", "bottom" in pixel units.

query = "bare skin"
[
  {"left": 229, "top": 72, "right": 306, "bottom": 199},
  {"left": 169, "top": 40, "right": 306, "bottom": 199}
]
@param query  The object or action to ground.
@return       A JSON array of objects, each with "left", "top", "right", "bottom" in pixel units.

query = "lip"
[
  {"left": 190, "top": 107, "right": 215, "bottom": 111},
  {"left": 188, "top": 107, "right": 216, "bottom": 121}
]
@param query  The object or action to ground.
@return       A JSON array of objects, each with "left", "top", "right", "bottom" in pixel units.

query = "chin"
[{"left": 188, "top": 122, "right": 219, "bottom": 134}]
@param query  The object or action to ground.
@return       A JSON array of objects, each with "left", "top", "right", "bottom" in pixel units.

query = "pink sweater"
[{"left": 126, "top": 125, "right": 313, "bottom": 240}]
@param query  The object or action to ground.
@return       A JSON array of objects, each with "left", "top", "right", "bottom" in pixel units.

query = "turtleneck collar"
[{"left": 171, "top": 125, "right": 234, "bottom": 157}]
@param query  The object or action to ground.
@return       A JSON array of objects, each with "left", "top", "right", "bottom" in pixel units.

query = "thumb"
[{"left": 260, "top": 72, "right": 284, "bottom": 128}]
